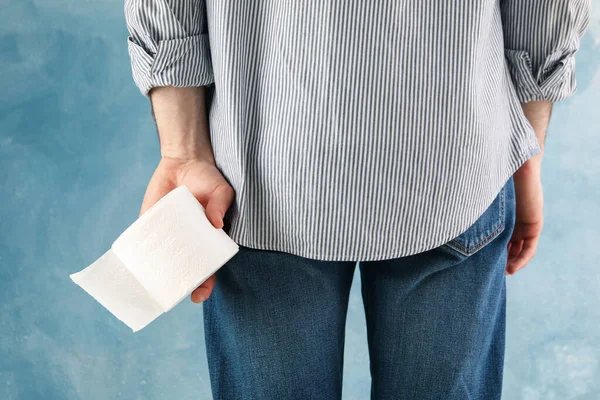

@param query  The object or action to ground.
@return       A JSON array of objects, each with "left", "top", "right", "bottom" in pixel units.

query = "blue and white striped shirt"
[{"left": 124, "top": 0, "right": 591, "bottom": 261}]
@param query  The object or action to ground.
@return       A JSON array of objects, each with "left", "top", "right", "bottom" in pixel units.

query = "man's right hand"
[{"left": 140, "top": 156, "right": 235, "bottom": 303}]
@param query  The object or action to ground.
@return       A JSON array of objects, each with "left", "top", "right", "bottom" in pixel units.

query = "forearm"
[
  {"left": 149, "top": 86, "right": 215, "bottom": 163},
  {"left": 517, "top": 100, "right": 552, "bottom": 174}
]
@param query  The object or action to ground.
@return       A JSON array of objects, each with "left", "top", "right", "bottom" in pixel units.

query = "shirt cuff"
[
  {"left": 505, "top": 49, "right": 577, "bottom": 103},
  {"left": 127, "top": 33, "right": 215, "bottom": 97}
]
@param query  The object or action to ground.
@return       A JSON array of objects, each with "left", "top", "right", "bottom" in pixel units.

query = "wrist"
[
  {"left": 160, "top": 144, "right": 215, "bottom": 164},
  {"left": 515, "top": 156, "right": 542, "bottom": 178},
  {"left": 158, "top": 155, "right": 216, "bottom": 183}
]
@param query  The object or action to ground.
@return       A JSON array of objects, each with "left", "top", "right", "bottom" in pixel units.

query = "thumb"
[{"left": 204, "top": 184, "right": 234, "bottom": 229}]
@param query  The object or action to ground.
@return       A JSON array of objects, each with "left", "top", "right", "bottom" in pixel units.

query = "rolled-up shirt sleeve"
[
  {"left": 500, "top": 0, "right": 591, "bottom": 103},
  {"left": 124, "top": 0, "right": 214, "bottom": 97}
]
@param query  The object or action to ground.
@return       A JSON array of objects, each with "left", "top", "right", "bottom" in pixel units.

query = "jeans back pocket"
[{"left": 443, "top": 185, "right": 506, "bottom": 257}]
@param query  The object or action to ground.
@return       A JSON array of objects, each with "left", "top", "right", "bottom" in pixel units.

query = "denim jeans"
[{"left": 203, "top": 175, "right": 515, "bottom": 400}]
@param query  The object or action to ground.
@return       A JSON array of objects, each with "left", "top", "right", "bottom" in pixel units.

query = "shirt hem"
[{"left": 226, "top": 137, "right": 542, "bottom": 263}]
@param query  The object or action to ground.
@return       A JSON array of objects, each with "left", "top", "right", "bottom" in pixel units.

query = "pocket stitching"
[{"left": 444, "top": 185, "right": 506, "bottom": 256}]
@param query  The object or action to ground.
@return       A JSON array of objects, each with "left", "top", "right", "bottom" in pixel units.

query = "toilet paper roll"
[{"left": 70, "top": 185, "right": 239, "bottom": 332}]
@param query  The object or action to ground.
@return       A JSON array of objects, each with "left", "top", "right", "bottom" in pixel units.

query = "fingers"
[
  {"left": 205, "top": 184, "right": 235, "bottom": 229},
  {"left": 506, "top": 237, "right": 539, "bottom": 275},
  {"left": 190, "top": 274, "right": 216, "bottom": 303},
  {"left": 508, "top": 240, "right": 523, "bottom": 259}
]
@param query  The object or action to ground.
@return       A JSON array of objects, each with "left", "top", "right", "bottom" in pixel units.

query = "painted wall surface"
[{"left": 1, "top": 2, "right": 599, "bottom": 399}]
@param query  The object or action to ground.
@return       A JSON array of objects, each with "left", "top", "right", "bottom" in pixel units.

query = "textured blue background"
[{"left": 1, "top": 2, "right": 599, "bottom": 399}]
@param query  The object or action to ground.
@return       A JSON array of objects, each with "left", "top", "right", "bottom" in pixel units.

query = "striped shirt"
[{"left": 124, "top": 0, "right": 591, "bottom": 262}]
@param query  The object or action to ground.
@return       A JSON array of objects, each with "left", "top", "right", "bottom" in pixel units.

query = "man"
[{"left": 124, "top": 1, "right": 590, "bottom": 399}]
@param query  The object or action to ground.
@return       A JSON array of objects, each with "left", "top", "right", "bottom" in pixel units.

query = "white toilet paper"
[{"left": 70, "top": 185, "right": 239, "bottom": 332}]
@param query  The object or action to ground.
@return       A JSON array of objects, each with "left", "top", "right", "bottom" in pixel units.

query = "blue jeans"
[{"left": 203, "top": 176, "right": 515, "bottom": 400}]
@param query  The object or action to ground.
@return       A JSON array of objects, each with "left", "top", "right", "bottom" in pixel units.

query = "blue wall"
[{"left": 1, "top": 2, "right": 599, "bottom": 399}]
